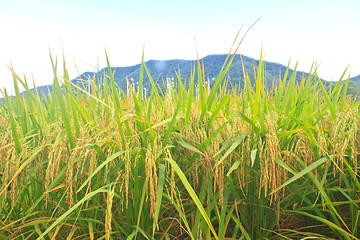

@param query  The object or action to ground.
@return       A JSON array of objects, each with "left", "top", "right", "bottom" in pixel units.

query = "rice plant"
[{"left": 0, "top": 32, "right": 359, "bottom": 239}]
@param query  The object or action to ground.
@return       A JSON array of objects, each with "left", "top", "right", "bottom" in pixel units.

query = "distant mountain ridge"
[
  {"left": 1, "top": 54, "right": 359, "bottom": 101},
  {"left": 72, "top": 54, "right": 315, "bottom": 91},
  {"left": 350, "top": 75, "right": 360, "bottom": 88}
]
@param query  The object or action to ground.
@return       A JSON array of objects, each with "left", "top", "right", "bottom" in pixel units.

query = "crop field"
[{"left": 0, "top": 39, "right": 359, "bottom": 239}]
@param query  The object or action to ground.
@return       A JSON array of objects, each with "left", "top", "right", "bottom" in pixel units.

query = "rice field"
[{"left": 0, "top": 37, "right": 359, "bottom": 239}]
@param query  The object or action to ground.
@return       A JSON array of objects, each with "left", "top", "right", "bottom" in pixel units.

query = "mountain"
[
  {"left": 72, "top": 54, "right": 315, "bottom": 93},
  {"left": 350, "top": 75, "right": 360, "bottom": 88},
  {"left": 0, "top": 84, "right": 53, "bottom": 102},
  {"left": 1, "top": 54, "right": 359, "bottom": 101}
]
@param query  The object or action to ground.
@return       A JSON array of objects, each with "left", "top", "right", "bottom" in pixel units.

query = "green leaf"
[
  {"left": 271, "top": 156, "right": 329, "bottom": 195},
  {"left": 290, "top": 210, "right": 356, "bottom": 240},
  {"left": 177, "top": 140, "right": 205, "bottom": 155},
  {"left": 1, "top": 145, "right": 46, "bottom": 196},
  {"left": 3, "top": 90, "right": 22, "bottom": 154},
  {"left": 37, "top": 187, "right": 109, "bottom": 240},
  {"left": 152, "top": 163, "right": 166, "bottom": 237},
  {"left": 164, "top": 157, "right": 219, "bottom": 240},
  {"left": 226, "top": 159, "right": 241, "bottom": 176},
  {"left": 250, "top": 149, "right": 257, "bottom": 167},
  {"left": 76, "top": 151, "right": 125, "bottom": 194},
  {"left": 216, "top": 135, "right": 246, "bottom": 167}
]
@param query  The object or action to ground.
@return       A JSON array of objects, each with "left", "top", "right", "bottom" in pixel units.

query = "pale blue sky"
[{"left": 1, "top": 0, "right": 359, "bottom": 92}]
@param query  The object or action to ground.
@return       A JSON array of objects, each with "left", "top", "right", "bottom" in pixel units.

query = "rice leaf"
[
  {"left": 164, "top": 157, "right": 219, "bottom": 240},
  {"left": 152, "top": 163, "right": 165, "bottom": 237},
  {"left": 177, "top": 140, "right": 205, "bottom": 156},
  {"left": 271, "top": 156, "right": 329, "bottom": 195},
  {"left": 216, "top": 135, "right": 246, "bottom": 167},
  {"left": 36, "top": 187, "right": 109, "bottom": 240},
  {"left": 76, "top": 151, "right": 125, "bottom": 194}
]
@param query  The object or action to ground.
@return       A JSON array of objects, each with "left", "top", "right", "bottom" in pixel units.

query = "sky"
[{"left": 1, "top": 0, "right": 359, "bottom": 93}]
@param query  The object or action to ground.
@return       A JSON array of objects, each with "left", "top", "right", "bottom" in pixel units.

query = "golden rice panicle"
[
  {"left": 294, "top": 130, "right": 314, "bottom": 166},
  {"left": 346, "top": 107, "right": 358, "bottom": 169},
  {"left": 263, "top": 112, "right": 282, "bottom": 202},
  {"left": 105, "top": 187, "right": 114, "bottom": 240},
  {"left": 211, "top": 135, "right": 224, "bottom": 205},
  {"left": 190, "top": 101, "right": 201, "bottom": 124},
  {"left": 182, "top": 124, "right": 206, "bottom": 188},
  {"left": 315, "top": 120, "right": 329, "bottom": 157},
  {"left": 257, "top": 136, "right": 265, "bottom": 196},
  {"left": 243, "top": 107, "right": 254, "bottom": 136},
  {"left": 4, "top": 143, "right": 28, "bottom": 207},
  {"left": 86, "top": 149, "right": 97, "bottom": 192},
  {"left": 331, "top": 107, "right": 358, "bottom": 183},
  {"left": 166, "top": 148, "right": 176, "bottom": 204},
  {"left": 0, "top": 127, "right": 11, "bottom": 184},
  {"left": 327, "top": 108, "right": 352, "bottom": 182},
  {"left": 145, "top": 137, "right": 160, "bottom": 218},
  {"left": 115, "top": 168, "right": 125, "bottom": 212},
  {"left": 352, "top": 117, "right": 359, "bottom": 170},
  {"left": 163, "top": 97, "right": 175, "bottom": 117},
  {"left": 1, "top": 148, "right": 12, "bottom": 207},
  {"left": 10, "top": 148, "right": 20, "bottom": 206},
  {"left": 336, "top": 113, "right": 347, "bottom": 168},
  {"left": 331, "top": 110, "right": 351, "bottom": 167},
  {"left": 65, "top": 153, "right": 74, "bottom": 206},
  {"left": 236, "top": 136, "right": 251, "bottom": 191},
  {"left": 214, "top": 163, "right": 225, "bottom": 205},
  {"left": 173, "top": 186, "right": 185, "bottom": 223},
  {"left": 44, "top": 136, "right": 64, "bottom": 205},
  {"left": 124, "top": 147, "right": 131, "bottom": 208}
]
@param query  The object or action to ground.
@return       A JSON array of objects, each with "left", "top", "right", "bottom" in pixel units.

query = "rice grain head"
[
  {"left": 263, "top": 112, "right": 282, "bottom": 202},
  {"left": 294, "top": 131, "right": 314, "bottom": 168},
  {"left": 124, "top": 147, "right": 131, "bottom": 208},
  {"left": 105, "top": 187, "right": 114, "bottom": 240},
  {"left": 66, "top": 153, "right": 74, "bottom": 206},
  {"left": 145, "top": 137, "right": 159, "bottom": 218}
]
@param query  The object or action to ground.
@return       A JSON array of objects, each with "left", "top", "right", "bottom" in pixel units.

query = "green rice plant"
[{"left": 0, "top": 32, "right": 359, "bottom": 240}]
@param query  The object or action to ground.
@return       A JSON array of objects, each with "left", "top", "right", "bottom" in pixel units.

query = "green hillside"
[
  {"left": 350, "top": 74, "right": 360, "bottom": 88},
  {"left": 73, "top": 54, "right": 315, "bottom": 92}
]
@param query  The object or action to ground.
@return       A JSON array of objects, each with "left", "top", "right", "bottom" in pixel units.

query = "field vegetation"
[{"left": 0, "top": 33, "right": 359, "bottom": 239}]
